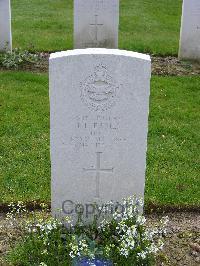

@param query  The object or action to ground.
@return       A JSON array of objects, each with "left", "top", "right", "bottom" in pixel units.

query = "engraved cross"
[
  {"left": 83, "top": 152, "right": 114, "bottom": 198},
  {"left": 90, "top": 14, "right": 103, "bottom": 42}
]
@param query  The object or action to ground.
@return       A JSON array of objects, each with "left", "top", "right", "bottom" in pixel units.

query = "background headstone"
[
  {"left": 0, "top": 0, "right": 12, "bottom": 51},
  {"left": 74, "top": 0, "right": 119, "bottom": 49},
  {"left": 179, "top": 0, "right": 200, "bottom": 61},
  {"left": 50, "top": 49, "right": 151, "bottom": 221}
]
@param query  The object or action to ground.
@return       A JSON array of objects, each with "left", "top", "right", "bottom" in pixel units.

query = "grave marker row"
[
  {"left": 0, "top": 0, "right": 12, "bottom": 51},
  {"left": 179, "top": 0, "right": 200, "bottom": 61},
  {"left": 74, "top": 0, "right": 119, "bottom": 49},
  {"left": 0, "top": 0, "right": 200, "bottom": 61}
]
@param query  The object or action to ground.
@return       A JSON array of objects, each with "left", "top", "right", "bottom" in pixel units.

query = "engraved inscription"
[
  {"left": 80, "top": 65, "right": 119, "bottom": 111},
  {"left": 94, "top": 0, "right": 106, "bottom": 12},
  {"left": 70, "top": 115, "right": 127, "bottom": 150},
  {"left": 191, "top": 4, "right": 200, "bottom": 15},
  {"left": 83, "top": 42, "right": 99, "bottom": 48},
  {"left": 89, "top": 14, "right": 103, "bottom": 43},
  {"left": 190, "top": 3, "right": 200, "bottom": 29},
  {"left": 83, "top": 152, "right": 114, "bottom": 198},
  {"left": 193, "top": 7, "right": 200, "bottom": 30}
]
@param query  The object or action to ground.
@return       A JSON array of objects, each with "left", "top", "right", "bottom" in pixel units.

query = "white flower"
[
  {"left": 136, "top": 215, "right": 146, "bottom": 225},
  {"left": 148, "top": 243, "right": 159, "bottom": 254},
  {"left": 69, "top": 251, "right": 75, "bottom": 258},
  {"left": 138, "top": 251, "right": 147, "bottom": 259},
  {"left": 98, "top": 219, "right": 110, "bottom": 231},
  {"left": 41, "top": 249, "right": 48, "bottom": 255}
]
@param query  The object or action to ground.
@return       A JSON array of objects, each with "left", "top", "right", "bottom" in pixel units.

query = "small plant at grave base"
[
  {"left": 5, "top": 201, "right": 27, "bottom": 230},
  {"left": 0, "top": 48, "right": 39, "bottom": 69},
  {"left": 6, "top": 197, "right": 168, "bottom": 266}
]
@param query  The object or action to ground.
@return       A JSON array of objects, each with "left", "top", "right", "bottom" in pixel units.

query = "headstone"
[
  {"left": 0, "top": 0, "right": 12, "bottom": 51},
  {"left": 74, "top": 0, "right": 119, "bottom": 49},
  {"left": 179, "top": 0, "right": 200, "bottom": 61},
  {"left": 50, "top": 49, "right": 151, "bottom": 221}
]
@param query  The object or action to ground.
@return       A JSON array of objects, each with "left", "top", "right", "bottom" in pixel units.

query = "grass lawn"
[
  {"left": 12, "top": 0, "right": 182, "bottom": 55},
  {"left": 0, "top": 71, "right": 199, "bottom": 207}
]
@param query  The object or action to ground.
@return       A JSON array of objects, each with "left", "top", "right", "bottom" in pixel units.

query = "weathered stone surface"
[
  {"left": 179, "top": 0, "right": 200, "bottom": 61},
  {"left": 0, "top": 0, "right": 12, "bottom": 51},
  {"left": 74, "top": 0, "right": 119, "bottom": 49},
  {"left": 50, "top": 49, "right": 151, "bottom": 221}
]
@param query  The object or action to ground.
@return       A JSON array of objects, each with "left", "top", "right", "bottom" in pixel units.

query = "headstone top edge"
[{"left": 50, "top": 49, "right": 151, "bottom": 62}]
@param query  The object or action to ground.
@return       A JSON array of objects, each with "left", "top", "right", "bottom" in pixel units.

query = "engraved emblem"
[{"left": 81, "top": 65, "right": 118, "bottom": 111}]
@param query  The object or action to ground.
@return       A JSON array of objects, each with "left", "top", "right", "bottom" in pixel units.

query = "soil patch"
[
  {"left": 0, "top": 54, "right": 200, "bottom": 76},
  {"left": 152, "top": 56, "right": 200, "bottom": 76}
]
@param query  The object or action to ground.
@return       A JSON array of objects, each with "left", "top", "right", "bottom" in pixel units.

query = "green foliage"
[
  {"left": 7, "top": 197, "right": 166, "bottom": 266},
  {"left": 8, "top": 221, "right": 71, "bottom": 266},
  {"left": 0, "top": 48, "right": 39, "bottom": 69}
]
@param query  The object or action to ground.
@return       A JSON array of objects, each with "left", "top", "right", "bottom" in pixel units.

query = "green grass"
[
  {"left": 12, "top": 0, "right": 182, "bottom": 55},
  {"left": 0, "top": 72, "right": 199, "bottom": 207},
  {"left": 146, "top": 76, "right": 200, "bottom": 206},
  {"left": 0, "top": 72, "right": 50, "bottom": 202}
]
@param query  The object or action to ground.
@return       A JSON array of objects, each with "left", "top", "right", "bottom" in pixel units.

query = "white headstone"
[
  {"left": 50, "top": 49, "right": 151, "bottom": 221},
  {"left": 74, "top": 0, "right": 119, "bottom": 49},
  {"left": 179, "top": 0, "right": 200, "bottom": 61},
  {"left": 0, "top": 0, "right": 12, "bottom": 51}
]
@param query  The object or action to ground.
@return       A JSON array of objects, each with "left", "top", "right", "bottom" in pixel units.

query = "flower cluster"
[
  {"left": 98, "top": 218, "right": 110, "bottom": 231},
  {"left": 6, "top": 201, "right": 27, "bottom": 219},
  {"left": 69, "top": 236, "right": 90, "bottom": 259},
  {"left": 6, "top": 201, "right": 27, "bottom": 229},
  {"left": 26, "top": 217, "right": 62, "bottom": 234},
  {"left": 98, "top": 196, "right": 168, "bottom": 262},
  {"left": 7, "top": 196, "right": 168, "bottom": 266}
]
